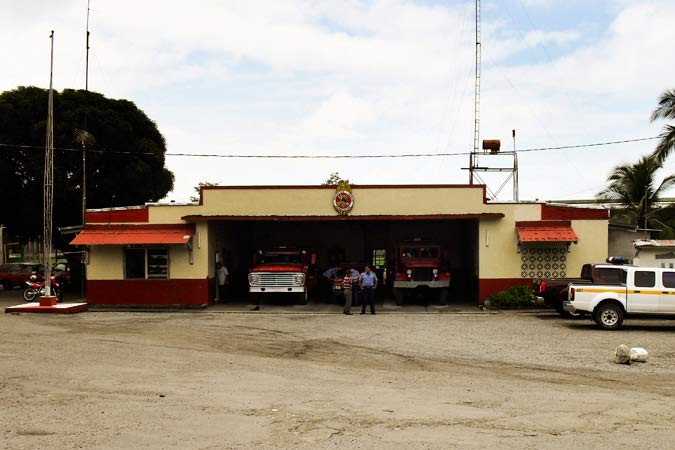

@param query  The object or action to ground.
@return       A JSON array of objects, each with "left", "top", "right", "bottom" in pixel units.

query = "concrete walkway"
[{"left": 207, "top": 299, "right": 492, "bottom": 314}]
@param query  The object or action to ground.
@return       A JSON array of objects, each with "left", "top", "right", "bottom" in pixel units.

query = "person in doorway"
[
  {"left": 215, "top": 262, "right": 229, "bottom": 303},
  {"left": 348, "top": 266, "right": 360, "bottom": 307},
  {"left": 342, "top": 270, "right": 354, "bottom": 315},
  {"left": 359, "top": 265, "right": 378, "bottom": 315}
]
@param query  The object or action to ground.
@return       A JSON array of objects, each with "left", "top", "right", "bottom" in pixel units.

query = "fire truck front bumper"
[
  {"left": 249, "top": 286, "right": 306, "bottom": 294},
  {"left": 393, "top": 281, "right": 450, "bottom": 289}
]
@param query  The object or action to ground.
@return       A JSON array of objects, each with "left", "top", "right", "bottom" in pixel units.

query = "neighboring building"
[
  {"left": 70, "top": 184, "right": 609, "bottom": 307},
  {"left": 608, "top": 222, "right": 660, "bottom": 263},
  {"left": 633, "top": 240, "right": 675, "bottom": 268}
]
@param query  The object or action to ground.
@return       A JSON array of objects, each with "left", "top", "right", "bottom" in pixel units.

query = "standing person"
[
  {"left": 359, "top": 265, "right": 378, "bottom": 315},
  {"left": 215, "top": 262, "right": 229, "bottom": 303},
  {"left": 342, "top": 270, "right": 354, "bottom": 315},
  {"left": 349, "top": 267, "right": 360, "bottom": 307}
]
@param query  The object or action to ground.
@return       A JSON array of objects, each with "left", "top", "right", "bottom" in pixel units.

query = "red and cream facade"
[{"left": 72, "top": 185, "right": 608, "bottom": 307}]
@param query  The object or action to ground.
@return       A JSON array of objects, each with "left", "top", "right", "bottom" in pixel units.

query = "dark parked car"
[{"left": 0, "top": 263, "right": 44, "bottom": 290}]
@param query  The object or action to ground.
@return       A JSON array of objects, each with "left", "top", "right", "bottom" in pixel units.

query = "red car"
[{"left": 0, "top": 263, "right": 44, "bottom": 290}]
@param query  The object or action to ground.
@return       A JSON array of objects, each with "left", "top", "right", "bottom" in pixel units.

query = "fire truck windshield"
[
  {"left": 260, "top": 252, "right": 303, "bottom": 264},
  {"left": 400, "top": 246, "right": 439, "bottom": 258}
]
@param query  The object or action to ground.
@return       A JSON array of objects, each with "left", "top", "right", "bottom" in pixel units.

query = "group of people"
[{"left": 341, "top": 265, "right": 378, "bottom": 315}]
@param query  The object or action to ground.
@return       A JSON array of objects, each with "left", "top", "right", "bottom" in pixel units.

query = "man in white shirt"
[{"left": 216, "top": 262, "right": 229, "bottom": 303}]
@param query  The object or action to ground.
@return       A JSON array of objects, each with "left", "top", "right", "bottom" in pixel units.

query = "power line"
[{"left": 0, "top": 135, "right": 660, "bottom": 159}]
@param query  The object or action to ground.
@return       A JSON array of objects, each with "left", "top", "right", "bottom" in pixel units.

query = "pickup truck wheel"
[
  {"left": 299, "top": 290, "right": 309, "bottom": 305},
  {"left": 2, "top": 280, "right": 11, "bottom": 290},
  {"left": 594, "top": 303, "right": 623, "bottom": 330}
]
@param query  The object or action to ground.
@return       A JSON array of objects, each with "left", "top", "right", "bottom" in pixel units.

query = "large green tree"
[
  {"left": 598, "top": 155, "right": 675, "bottom": 233},
  {"left": 0, "top": 86, "right": 174, "bottom": 240},
  {"left": 651, "top": 88, "right": 675, "bottom": 164}
]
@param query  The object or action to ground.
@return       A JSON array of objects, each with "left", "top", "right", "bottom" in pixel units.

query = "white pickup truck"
[{"left": 564, "top": 264, "right": 675, "bottom": 330}]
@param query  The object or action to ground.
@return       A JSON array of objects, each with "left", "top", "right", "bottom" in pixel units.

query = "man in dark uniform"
[{"left": 359, "top": 265, "right": 378, "bottom": 315}]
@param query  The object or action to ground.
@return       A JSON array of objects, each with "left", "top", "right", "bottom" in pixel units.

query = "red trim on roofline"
[
  {"left": 541, "top": 204, "right": 608, "bottom": 220},
  {"left": 86, "top": 207, "right": 149, "bottom": 223}
]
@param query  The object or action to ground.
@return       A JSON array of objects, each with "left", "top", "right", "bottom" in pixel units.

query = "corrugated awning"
[
  {"left": 70, "top": 224, "right": 194, "bottom": 245},
  {"left": 516, "top": 220, "right": 578, "bottom": 243}
]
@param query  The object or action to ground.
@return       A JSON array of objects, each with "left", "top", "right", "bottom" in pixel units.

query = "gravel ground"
[{"left": 2, "top": 288, "right": 675, "bottom": 449}]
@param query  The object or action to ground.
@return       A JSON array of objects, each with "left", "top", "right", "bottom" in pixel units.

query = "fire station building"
[{"left": 71, "top": 184, "right": 608, "bottom": 307}]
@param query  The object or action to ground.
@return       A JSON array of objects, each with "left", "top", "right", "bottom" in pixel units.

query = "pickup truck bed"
[{"left": 534, "top": 278, "right": 593, "bottom": 317}]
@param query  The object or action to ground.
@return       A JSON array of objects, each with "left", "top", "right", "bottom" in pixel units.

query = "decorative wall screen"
[{"left": 520, "top": 245, "right": 567, "bottom": 279}]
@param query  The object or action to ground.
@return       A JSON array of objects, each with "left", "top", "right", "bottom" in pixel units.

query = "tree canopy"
[
  {"left": 651, "top": 88, "right": 675, "bottom": 164},
  {"left": 190, "top": 181, "right": 219, "bottom": 203},
  {"left": 322, "top": 172, "right": 349, "bottom": 186},
  {"left": 598, "top": 155, "right": 675, "bottom": 234},
  {"left": 0, "top": 86, "right": 174, "bottom": 240}
]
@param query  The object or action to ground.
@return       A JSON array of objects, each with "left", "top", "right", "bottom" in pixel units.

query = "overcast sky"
[{"left": 2, "top": 0, "right": 674, "bottom": 203}]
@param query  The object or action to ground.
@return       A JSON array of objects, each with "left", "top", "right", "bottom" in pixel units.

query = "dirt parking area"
[{"left": 2, "top": 291, "right": 675, "bottom": 449}]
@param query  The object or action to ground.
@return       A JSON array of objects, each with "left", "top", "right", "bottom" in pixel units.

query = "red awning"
[
  {"left": 516, "top": 221, "right": 578, "bottom": 243},
  {"left": 70, "top": 224, "right": 194, "bottom": 245}
]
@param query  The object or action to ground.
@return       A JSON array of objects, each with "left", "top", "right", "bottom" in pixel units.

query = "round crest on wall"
[{"left": 333, "top": 182, "right": 354, "bottom": 215}]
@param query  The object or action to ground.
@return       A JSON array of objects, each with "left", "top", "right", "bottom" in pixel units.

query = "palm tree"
[
  {"left": 651, "top": 88, "right": 675, "bottom": 164},
  {"left": 598, "top": 155, "right": 675, "bottom": 232}
]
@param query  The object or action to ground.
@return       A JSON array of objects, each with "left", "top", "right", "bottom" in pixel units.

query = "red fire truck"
[
  {"left": 393, "top": 240, "right": 451, "bottom": 305},
  {"left": 248, "top": 247, "right": 317, "bottom": 304}
]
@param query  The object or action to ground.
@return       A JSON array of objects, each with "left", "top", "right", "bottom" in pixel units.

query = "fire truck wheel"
[
  {"left": 393, "top": 288, "right": 404, "bottom": 306},
  {"left": 439, "top": 288, "right": 449, "bottom": 305}
]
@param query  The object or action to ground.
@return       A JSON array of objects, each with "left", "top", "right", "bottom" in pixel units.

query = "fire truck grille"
[
  {"left": 413, "top": 268, "right": 434, "bottom": 282},
  {"left": 256, "top": 273, "right": 298, "bottom": 287}
]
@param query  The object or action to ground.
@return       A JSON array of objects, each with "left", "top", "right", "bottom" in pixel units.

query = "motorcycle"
[{"left": 23, "top": 276, "right": 62, "bottom": 303}]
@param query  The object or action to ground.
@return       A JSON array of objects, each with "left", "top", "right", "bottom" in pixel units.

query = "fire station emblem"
[{"left": 333, "top": 182, "right": 354, "bottom": 215}]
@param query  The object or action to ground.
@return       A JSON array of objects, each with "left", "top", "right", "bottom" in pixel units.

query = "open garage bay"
[{"left": 213, "top": 218, "right": 478, "bottom": 304}]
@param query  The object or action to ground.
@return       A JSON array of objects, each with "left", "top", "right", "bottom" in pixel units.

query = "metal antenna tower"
[
  {"left": 85, "top": 0, "right": 90, "bottom": 92},
  {"left": 79, "top": 0, "right": 94, "bottom": 225},
  {"left": 465, "top": 0, "right": 519, "bottom": 201},
  {"left": 468, "top": 0, "right": 481, "bottom": 185},
  {"left": 43, "top": 30, "right": 55, "bottom": 297}
]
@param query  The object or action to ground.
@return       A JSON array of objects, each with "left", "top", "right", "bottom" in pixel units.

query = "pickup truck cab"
[{"left": 564, "top": 264, "right": 675, "bottom": 329}]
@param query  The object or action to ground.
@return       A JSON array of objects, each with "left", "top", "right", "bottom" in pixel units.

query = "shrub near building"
[{"left": 485, "top": 285, "right": 533, "bottom": 309}]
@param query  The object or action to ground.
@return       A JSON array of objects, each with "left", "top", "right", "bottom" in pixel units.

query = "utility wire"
[{"left": 0, "top": 135, "right": 660, "bottom": 159}]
